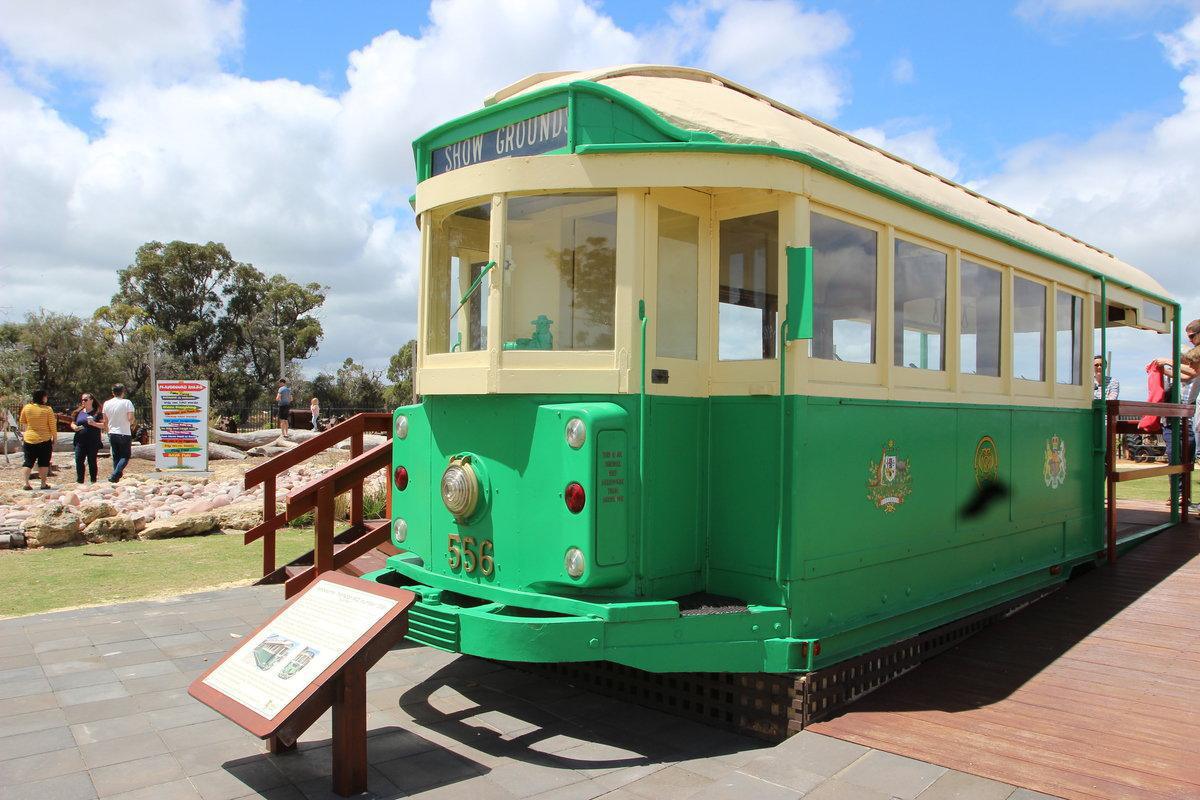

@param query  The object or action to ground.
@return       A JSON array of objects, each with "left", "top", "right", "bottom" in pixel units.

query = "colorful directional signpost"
[{"left": 155, "top": 380, "right": 209, "bottom": 472}]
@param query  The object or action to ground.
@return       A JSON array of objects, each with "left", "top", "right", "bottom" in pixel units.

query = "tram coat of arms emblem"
[
  {"left": 973, "top": 436, "right": 1000, "bottom": 487},
  {"left": 867, "top": 440, "right": 912, "bottom": 512},
  {"left": 1043, "top": 435, "right": 1067, "bottom": 489}
]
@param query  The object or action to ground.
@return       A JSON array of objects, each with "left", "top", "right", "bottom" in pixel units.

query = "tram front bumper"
[{"left": 360, "top": 566, "right": 800, "bottom": 674}]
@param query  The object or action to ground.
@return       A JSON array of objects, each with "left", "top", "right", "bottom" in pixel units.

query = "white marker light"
[
  {"left": 395, "top": 416, "right": 409, "bottom": 440},
  {"left": 394, "top": 519, "right": 408, "bottom": 543},
  {"left": 565, "top": 418, "right": 586, "bottom": 449},
  {"left": 564, "top": 547, "right": 585, "bottom": 579}
]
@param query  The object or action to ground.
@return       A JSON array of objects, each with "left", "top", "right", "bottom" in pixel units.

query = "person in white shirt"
[{"left": 102, "top": 383, "right": 136, "bottom": 482}]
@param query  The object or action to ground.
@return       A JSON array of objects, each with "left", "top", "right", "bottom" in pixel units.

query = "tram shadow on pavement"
[
  {"left": 221, "top": 649, "right": 767, "bottom": 798},
  {"left": 814, "top": 517, "right": 1200, "bottom": 722}
]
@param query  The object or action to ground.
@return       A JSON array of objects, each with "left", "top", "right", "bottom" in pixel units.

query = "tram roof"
[{"left": 485, "top": 65, "right": 1169, "bottom": 302}]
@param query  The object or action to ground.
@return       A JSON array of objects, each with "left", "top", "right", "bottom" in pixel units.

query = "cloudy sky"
[{"left": 1, "top": 0, "right": 1198, "bottom": 398}]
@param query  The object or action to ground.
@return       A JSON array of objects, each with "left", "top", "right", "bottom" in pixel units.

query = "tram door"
[{"left": 641, "top": 189, "right": 710, "bottom": 598}]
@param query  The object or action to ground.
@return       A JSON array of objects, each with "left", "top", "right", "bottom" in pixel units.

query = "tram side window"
[
  {"left": 1013, "top": 276, "right": 1046, "bottom": 381},
  {"left": 504, "top": 193, "right": 616, "bottom": 351},
  {"left": 657, "top": 207, "right": 699, "bottom": 360},
  {"left": 894, "top": 239, "right": 946, "bottom": 370},
  {"left": 960, "top": 260, "right": 1002, "bottom": 377},
  {"left": 1056, "top": 290, "right": 1083, "bottom": 385},
  {"left": 427, "top": 201, "right": 492, "bottom": 354},
  {"left": 718, "top": 212, "right": 778, "bottom": 360},
  {"left": 810, "top": 212, "right": 877, "bottom": 363}
]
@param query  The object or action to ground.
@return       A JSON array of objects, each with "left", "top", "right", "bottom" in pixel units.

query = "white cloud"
[
  {"left": 890, "top": 56, "right": 914, "bottom": 85},
  {"left": 0, "top": 0, "right": 243, "bottom": 85},
  {"left": 1015, "top": 0, "right": 1195, "bottom": 21},
  {"left": 0, "top": 0, "right": 855, "bottom": 375},
  {"left": 683, "top": 0, "right": 852, "bottom": 117},
  {"left": 972, "top": 12, "right": 1200, "bottom": 398},
  {"left": 852, "top": 125, "right": 959, "bottom": 180}
]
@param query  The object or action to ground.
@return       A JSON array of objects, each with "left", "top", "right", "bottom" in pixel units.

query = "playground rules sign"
[{"left": 155, "top": 380, "right": 209, "bottom": 472}]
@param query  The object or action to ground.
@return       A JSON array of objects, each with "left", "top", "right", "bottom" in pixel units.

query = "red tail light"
[
  {"left": 564, "top": 482, "right": 586, "bottom": 513},
  {"left": 393, "top": 466, "right": 409, "bottom": 491}
]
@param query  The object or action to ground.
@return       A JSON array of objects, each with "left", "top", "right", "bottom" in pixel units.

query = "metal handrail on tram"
[{"left": 1103, "top": 399, "right": 1194, "bottom": 564}]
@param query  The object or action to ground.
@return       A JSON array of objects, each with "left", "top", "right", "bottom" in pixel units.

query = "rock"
[
  {"left": 0, "top": 533, "right": 9, "bottom": 549},
  {"left": 336, "top": 434, "right": 388, "bottom": 451},
  {"left": 9, "top": 532, "right": 25, "bottom": 548},
  {"left": 83, "top": 515, "right": 138, "bottom": 543},
  {"left": 210, "top": 443, "right": 247, "bottom": 461},
  {"left": 21, "top": 503, "right": 83, "bottom": 547},
  {"left": 140, "top": 513, "right": 219, "bottom": 539},
  {"left": 52, "top": 432, "right": 76, "bottom": 453},
  {"left": 213, "top": 502, "right": 263, "bottom": 531},
  {"left": 247, "top": 446, "right": 289, "bottom": 457},
  {"left": 79, "top": 502, "right": 118, "bottom": 527},
  {"left": 130, "top": 444, "right": 156, "bottom": 460},
  {"left": 286, "top": 429, "right": 319, "bottom": 442},
  {"left": 208, "top": 428, "right": 284, "bottom": 450}
]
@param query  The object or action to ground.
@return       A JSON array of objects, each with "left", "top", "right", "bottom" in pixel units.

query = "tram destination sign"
[{"left": 431, "top": 106, "right": 567, "bottom": 176}]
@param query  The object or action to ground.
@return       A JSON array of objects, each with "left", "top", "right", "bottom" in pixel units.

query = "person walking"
[
  {"left": 309, "top": 396, "right": 320, "bottom": 431},
  {"left": 71, "top": 393, "right": 104, "bottom": 483},
  {"left": 103, "top": 384, "right": 136, "bottom": 483},
  {"left": 275, "top": 378, "right": 292, "bottom": 438},
  {"left": 19, "top": 389, "right": 56, "bottom": 491}
]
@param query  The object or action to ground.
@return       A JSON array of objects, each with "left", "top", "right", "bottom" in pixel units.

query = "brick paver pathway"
[{"left": 0, "top": 586, "right": 1059, "bottom": 799}]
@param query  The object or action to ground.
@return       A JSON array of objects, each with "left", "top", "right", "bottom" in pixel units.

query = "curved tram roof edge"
[{"left": 419, "top": 65, "right": 1175, "bottom": 310}]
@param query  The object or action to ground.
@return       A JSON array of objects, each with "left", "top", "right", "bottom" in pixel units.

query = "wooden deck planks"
[{"left": 811, "top": 510, "right": 1200, "bottom": 800}]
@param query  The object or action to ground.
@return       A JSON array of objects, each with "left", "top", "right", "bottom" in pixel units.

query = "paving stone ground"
[{"left": 0, "top": 587, "right": 1062, "bottom": 800}]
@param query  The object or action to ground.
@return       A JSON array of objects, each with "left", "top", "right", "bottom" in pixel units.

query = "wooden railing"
[
  {"left": 1104, "top": 399, "right": 1193, "bottom": 563},
  {"left": 244, "top": 412, "right": 393, "bottom": 593}
]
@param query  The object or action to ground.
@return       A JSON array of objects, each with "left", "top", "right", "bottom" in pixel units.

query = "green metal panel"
[
  {"left": 641, "top": 396, "right": 706, "bottom": 597},
  {"left": 707, "top": 397, "right": 782, "bottom": 606},
  {"left": 785, "top": 246, "right": 814, "bottom": 341},
  {"left": 385, "top": 392, "right": 1101, "bottom": 673}
]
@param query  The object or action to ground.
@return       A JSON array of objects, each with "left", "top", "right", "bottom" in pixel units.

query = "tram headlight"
[
  {"left": 395, "top": 415, "right": 408, "bottom": 440},
  {"left": 565, "top": 417, "right": 586, "bottom": 449},
  {"left": 440, "top": 458, "right": 479, "bottom": 520},
  {"left": 564, "top": 547, "right": 585, "bottom": 579}
]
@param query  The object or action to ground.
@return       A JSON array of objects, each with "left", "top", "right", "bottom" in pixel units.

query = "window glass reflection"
[
  {"left": 811, "top": 212, "right": 877, "bottom": 363},
  {"left": 960, "top": 260, "right": 1002, "bottom": 377},
  {"left": 503, "top": 193, "right": 616, "bottom": 351},
  {"left": 1056, "top": 291, "right": 1083, "bottom": 385},
  {"left": 1014, "top": 276, "right": 1046, "bottom": 381},
  {"left": 656, "top": 207, "right": 699, "bottom": 360},
  {"left": 718, "top": 212, "right": 778, "bottom": 360},
  {"left": 427, "top": 201, "right": 492, "bottom": 354},
  {"left": 894, "top": 239, "right": 946, "bottom": 370}
]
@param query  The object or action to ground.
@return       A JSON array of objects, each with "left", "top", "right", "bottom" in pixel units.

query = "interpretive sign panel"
[
  {"left": 155, "top": 380, "right": 209, "bottom": 472},
  {"left": 188, "top": 573, "right": 415, "bottom": 739}
]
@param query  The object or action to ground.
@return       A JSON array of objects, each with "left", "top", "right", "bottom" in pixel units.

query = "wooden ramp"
[{"left": 810, "top": 511, "right": 1200, "bottom": 800}]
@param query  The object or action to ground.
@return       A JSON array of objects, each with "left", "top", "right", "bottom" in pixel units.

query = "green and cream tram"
[{"left": 366, "top": 65, "right": 1182, "bottom": 674}]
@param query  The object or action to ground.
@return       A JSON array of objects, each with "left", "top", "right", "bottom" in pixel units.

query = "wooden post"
[
  {"left": 315, "top": 483, "right": 334, "bottom": 579},
  {"left": 268, "top": 734, "right": 295, "bottom": 754},
  {"left": 350, "top": 427, "right": 364, "bottom": 529},
  {"left": 331, "top": 660, "right": 368, "bottom": 797},
  {"left": 263, "top": 476, "right": 276, "bottom": 576},
  {"left": 1106, "top": 405, "right": 1118, "bottom": 565}
]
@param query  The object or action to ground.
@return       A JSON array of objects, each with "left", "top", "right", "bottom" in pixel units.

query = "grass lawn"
[
  {"left": 0, "top": 529, "right": 315, "bottom": 619},
  {"left": 1112, "top": 467, "right": 1199, "bottom": 502}
]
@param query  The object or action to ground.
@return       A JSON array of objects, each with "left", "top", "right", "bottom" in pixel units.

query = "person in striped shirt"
[{"left": 20, "top": 389, "right": 56, "bottom": 491}]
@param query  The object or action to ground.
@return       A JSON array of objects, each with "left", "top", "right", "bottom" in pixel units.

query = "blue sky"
[{"left": 1, "top": 0, "right": 1198, "bottom": 398}]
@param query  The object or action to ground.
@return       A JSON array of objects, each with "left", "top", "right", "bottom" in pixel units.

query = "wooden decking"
[{"left": 811, "top": 509, "right": 1200, "bottom": 800}]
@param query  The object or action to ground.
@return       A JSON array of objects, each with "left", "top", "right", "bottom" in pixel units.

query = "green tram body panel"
[{"left": 367, "top": 393, "right": 1099, "bottom": 673}]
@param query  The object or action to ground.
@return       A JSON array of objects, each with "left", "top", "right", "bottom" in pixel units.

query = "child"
[{"left": 309, "top": 397, "right": 320, "bottom": 431}]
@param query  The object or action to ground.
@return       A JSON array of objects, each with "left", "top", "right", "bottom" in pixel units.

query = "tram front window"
[
  {"left": 427, "top": 200, "right": 492, "bottom": 354},
  {"left": 503, "top": 193, "right": 616, "bottom": 351}
]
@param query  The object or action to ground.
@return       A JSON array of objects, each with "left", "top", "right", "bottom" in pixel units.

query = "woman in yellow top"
[{"left": 20, "top": 389, "right": 57, "bottom": 491}]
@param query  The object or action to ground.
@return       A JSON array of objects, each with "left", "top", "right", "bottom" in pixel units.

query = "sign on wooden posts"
[
  {"left": 189, "top": 574, "right": 415, "bottom": 796},
  {"left": 154, "top": 380, "right": 209, "bottom": 472}
]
